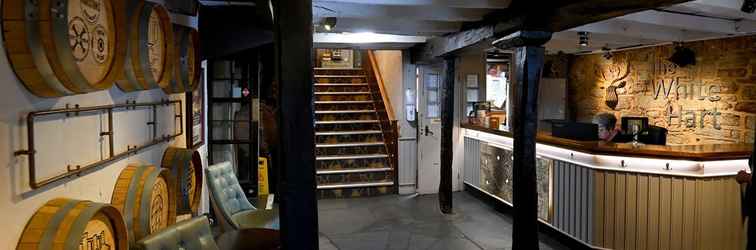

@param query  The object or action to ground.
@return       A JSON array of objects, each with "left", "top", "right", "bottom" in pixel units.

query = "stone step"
[
  {"left": 315, "top": 130, "right": 383, "bottom": 136},
  {"left": 316, "top": 142, "right": 385, "bottom": 148},
  {"left": 315, "top": 100, "right": 373, "bottom": 104},
  {"left": 317, "top": 181, "right": 394, "bottom": 190},
  {"left": 315, "top": 120, "right": 379, "bottom": 125},
  {"left": 314, "top": 91, "right": 371, "bottom": 95},
  {"left": 316, "top": 167, "right": 393, "bottom": 175},
  {"left": 314, "top": 83, "right": 369, "bottom": 86},
  {"left": 315, "top": 75, "right": 367, "bottom": 78},
  {"left": 316, "top": 154, "right": 389, "bottom": 161},
  {"left": 315, "top": 110, "right": 376, "bottom": 114},
  {"left": 313, "top": 67, "right": 363, "bottom": 71}
]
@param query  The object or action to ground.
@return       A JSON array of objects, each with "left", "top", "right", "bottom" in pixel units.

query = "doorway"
[{"left": 416, "top": 64, "right": 443, "bottom": 194}]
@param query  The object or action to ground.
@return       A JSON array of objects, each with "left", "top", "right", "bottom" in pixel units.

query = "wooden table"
[{"left": 215, "top": 228, "right": 281, "bottom": 250}]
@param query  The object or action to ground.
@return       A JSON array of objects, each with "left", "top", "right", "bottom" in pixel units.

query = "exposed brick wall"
[{"left": 568, "top": 35, "right": 756, "bottom": 145}]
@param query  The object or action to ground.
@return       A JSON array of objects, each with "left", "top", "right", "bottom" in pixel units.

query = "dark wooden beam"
[
  {"left": 413, "top": 0, "right": 691, "bottom": 60},
  {"left": 273, "top": 0, "right": 318, "bottom": 248},
  {"left": 506, "top": 31, "right": 551, "bottom": 249},
  {"left": 439, "top": 56, "right": 455, "bottom": 214}
]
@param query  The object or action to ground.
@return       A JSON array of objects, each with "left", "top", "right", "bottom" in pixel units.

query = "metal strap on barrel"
[
  {"left": 24, "top": 0, "right": 73, "bottom": 96},
  {"left": 171, "top": 150, "right": 191, "bottom": 210},
  {"left": 137, "top": 2, "right": 161, "bottom": 90},
  {"left": 123, "top": 165, "right": 147, "bottom": 242},
  {"left": 64, "top": 202, "right": 106, "bottom": 250},
  {"left": 50, "top": 0, "right": 97, "bottom": 92},
  {"left": 38, "top": 199, "right": 78, "bottom": 250},
  {"left": 139, "top": 167, "right": 162, "bottom": 236}
]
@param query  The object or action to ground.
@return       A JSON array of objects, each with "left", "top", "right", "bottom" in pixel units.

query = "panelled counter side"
[{"left": 461, "top": 125, "right": 750, "bottom": 250}]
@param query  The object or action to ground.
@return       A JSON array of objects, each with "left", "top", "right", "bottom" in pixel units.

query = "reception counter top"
[
  {"left": 462, "top": 124, "right": 752, "bottom": 161},
  {"left": 462, "top": 124, "right": 749, "bottom": 178}
]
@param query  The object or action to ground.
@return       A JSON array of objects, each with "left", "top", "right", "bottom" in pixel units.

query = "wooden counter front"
[{"left": 461, "top": 124, "right": 752, "bottom": 161}]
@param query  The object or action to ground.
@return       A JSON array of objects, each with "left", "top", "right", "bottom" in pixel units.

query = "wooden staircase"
[{"left": 313, "top": 52, "right": 398, "bottom": 198}]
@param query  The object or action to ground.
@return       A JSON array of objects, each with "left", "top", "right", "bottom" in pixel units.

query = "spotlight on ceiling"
[
  {"left": 743, "top": 0, "right": 756, "bottom": 13},
  {"left": 668, "top": 44, "right": 696, "bottom": 67},
  {"left": 578, "top": 32, "right": 589, "bottom": 47},
  {"left": 323, "top": 17, "right": 337, "bottom": 31}
]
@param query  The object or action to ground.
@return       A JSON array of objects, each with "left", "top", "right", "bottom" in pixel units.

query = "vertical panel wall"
[
  {"left": 592, "top": 171, "right": 744, "bottom": 250},
  {"left": 463, "top": 137, "right": 481, "bottom": 187},
  {"left": 552, "top": 161, "right": 594, "bottom": 244},
  {"left": 398, "top": 139, "right": 418, "bottom": 194}
]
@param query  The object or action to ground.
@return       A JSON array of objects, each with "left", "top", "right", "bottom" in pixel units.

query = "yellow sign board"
[{"left": 258, "top": 157, "right": 269, "bottom": 196}]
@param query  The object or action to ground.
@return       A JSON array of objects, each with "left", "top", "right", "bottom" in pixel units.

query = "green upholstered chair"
[
  {"left": 206, "top": 161, "right": 279, "bottom": 232},
  {"left": 136, "top": 216, "right": 218, "bottom": 250}
]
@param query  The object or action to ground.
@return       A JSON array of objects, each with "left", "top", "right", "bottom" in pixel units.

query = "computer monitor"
[{"left": 551, "top": 121, "right": 599, "bottom": 141}]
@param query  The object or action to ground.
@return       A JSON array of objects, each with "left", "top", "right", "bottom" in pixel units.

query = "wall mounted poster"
[{"left": 187, "top": 68, "right": 205, "bottom": 149}]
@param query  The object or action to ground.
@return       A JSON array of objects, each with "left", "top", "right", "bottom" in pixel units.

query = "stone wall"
[{"left": 568, "top": 35, "right": 756, "bottom": 145}]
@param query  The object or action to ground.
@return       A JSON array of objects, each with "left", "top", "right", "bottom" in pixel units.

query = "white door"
[{"left": 416, "top": 65, "right": 443, "bottom": 194}]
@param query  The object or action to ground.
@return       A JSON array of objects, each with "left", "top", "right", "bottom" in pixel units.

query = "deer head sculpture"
[{"left": 597, "top": 61, "right": 630, "bottom": 110}]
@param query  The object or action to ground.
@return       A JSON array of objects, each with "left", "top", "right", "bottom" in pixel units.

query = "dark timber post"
[
  {"left": 439, "top": 56, "right": 455, "bottom": 214},
  {"left": 273, "top": 0, "right": 319, "bottom": 249},
  {"left": 493, "top": 31, "right": 551, "bottom": 249}
]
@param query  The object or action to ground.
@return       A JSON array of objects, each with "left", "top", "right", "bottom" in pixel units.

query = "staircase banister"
[{"left": 367, "top": 50, "right": 397, "bottom": 121}]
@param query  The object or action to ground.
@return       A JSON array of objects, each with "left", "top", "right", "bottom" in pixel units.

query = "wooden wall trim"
[{"left": 366, "top": 50, "right": 396, "bottom": 121}]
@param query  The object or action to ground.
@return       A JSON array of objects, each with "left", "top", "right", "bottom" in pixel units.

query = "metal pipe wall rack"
[{"left": 14, "top": 99, "right": 184, "bottom": 189}]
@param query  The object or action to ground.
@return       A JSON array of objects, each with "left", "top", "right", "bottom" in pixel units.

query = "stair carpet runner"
[{"left": 313, "top": 67, "right": 395, "bottom": 198}]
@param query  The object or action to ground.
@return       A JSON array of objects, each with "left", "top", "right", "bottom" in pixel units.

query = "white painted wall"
[{"left": 0, "top": 2, "right": 207, "bottom": 247}]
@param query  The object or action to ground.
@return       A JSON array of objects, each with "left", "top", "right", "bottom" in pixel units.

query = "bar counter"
[{"left": 461, "top": 124, "right": 748, "bottom": 250}]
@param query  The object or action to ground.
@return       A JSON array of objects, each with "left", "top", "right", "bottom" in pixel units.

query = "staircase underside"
[{"left": 314, "top": 67, "right": 396, "bottom": 199}]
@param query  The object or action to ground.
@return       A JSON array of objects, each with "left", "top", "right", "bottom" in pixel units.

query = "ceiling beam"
[
  {"left": 313, "top": 0, "right": 512, "bottom": 9},
  {"left": 331, "top": 17, "right": 461, "bottom": 35},
  {"left": 665, "top": 0, "right": 756, "bottom": 21},
  {"left": 569, "top": 18, "right": 723, "bottom": 42},
  {"left": 617, "top": 9, "right": 756, "bottom": 34},
  {"left": 313, "top": 2, "right": 492, "bottom": 22},
  {"left": 413, "top": 0, "right": 693, "bottom": 61}
]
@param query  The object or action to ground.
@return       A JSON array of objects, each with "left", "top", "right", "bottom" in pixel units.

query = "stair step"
[
  {"left": 314, "top": 67, "right": 363, "bottom": 70},
  {"left": 315, "top": 100, "right": 373, "bottom": 104},
  {"left": 316, "top": 130, "right": 383, "bottom": 136},
  {"left": 316, "top": 154, "right": 389, "bottom": 161},
  {"left": 316, "top": 120, "right": 379, "bottom": 125},
  {"left": 317, "top": 181, "right": 394, "bottom": 190},
  {"left": 315, "top": 110, "right": 375, "bottom": 114},
  {"left": 317, "top": 167, "right": 393, "bottom": 175},
  {"left": 315, "top": 91, "right": 371, "bottom": 95},
  {"left": 314, "top": 83, "right": 369, "bottom": 86},
  {"left": 315, "top": 75, "right": 366, "bottom": 78},
  {"left": 316, "top": 142, "right": 384, "bottom": 148}
]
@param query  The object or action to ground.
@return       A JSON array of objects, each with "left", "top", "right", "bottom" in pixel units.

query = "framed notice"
[{"left": 186, "top": 68, "right": 205, "bottom": 149}]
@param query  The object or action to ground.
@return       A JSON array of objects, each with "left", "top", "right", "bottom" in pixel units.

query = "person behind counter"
[{"left": 593, "top": 112, "right": 621, "bottom": 142}]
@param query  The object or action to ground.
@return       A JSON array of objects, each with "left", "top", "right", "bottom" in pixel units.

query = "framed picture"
[{"left": 186, "top": 67, "right": 205, "bottom": 149}]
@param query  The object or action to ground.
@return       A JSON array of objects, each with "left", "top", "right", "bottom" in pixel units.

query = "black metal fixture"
[
  {"left": 323, "top": 17, "right": 337, "bottom": 31},
  {"left": 578, "top": 31, "right": 589, "bottom": 47},
  {"left": 602, "top": 46, "right": 613, "bottom": 60},
  {"left": 668, "top": 43, "right": 696, "bottom": 67},
  {"left": 743, "top": 0, "right": 756, "bottom": 13}
]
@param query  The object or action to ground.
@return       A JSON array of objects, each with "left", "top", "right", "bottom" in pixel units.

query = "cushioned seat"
[
  {"left": 137, "top": 216, "right": 219, "bottom": 250},
  {"left": 206, "top": 161, "right": 279, "bottom": 231}
]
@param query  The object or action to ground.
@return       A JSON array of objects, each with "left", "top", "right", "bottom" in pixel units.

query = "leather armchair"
[
  {"left": 206, "top": 161, "right": 279, "bottom": 232},
  {"left": 136, "top": 216, "right": 218, "bottom": 250}
]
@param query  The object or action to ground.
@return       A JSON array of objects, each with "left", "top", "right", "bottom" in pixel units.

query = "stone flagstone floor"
[{"left": 318, "top": 192, "right": 568, "bottom": 250}]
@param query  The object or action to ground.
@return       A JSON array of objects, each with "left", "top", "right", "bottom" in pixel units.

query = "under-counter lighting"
[{"left": 313, "top": 32, "right": 427, "bottom": 44}]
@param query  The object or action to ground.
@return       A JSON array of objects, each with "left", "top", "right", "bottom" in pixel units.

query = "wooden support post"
[
  {"left": 273, "top": 0, "right": 318, "bottom": 249},
  {"left": 496, "top": 31, "right": 551, "bottom": 249},
  {"left": 439, "top": 56, "right": 455, "bottom": 214}
]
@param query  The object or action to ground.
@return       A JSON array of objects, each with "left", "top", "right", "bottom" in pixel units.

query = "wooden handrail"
[{"left": 367, "top": 50, "right": 397, "bottom": 121}]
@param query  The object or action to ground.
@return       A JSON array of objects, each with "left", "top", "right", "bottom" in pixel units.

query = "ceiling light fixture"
[
  {"left": 602, "top": 46, "right": 613, "bottom": 60},
  {"left": 743, "top": 0, "right": 756, "bottom": 13},
  {"left": 578, "top": 32, "right": 589, "bottom": 47},
  {"left": 323, "top": 17, "right": 337, "bottom": 31}
]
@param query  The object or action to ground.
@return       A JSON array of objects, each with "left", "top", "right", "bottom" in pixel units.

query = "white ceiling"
[{"left": 313, "top": 0, "right": 756, "bottom": 54}]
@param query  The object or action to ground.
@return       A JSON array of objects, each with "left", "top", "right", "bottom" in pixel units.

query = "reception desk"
[{"left": 461, "top": 124, "right": 751, "bottom": 250}]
